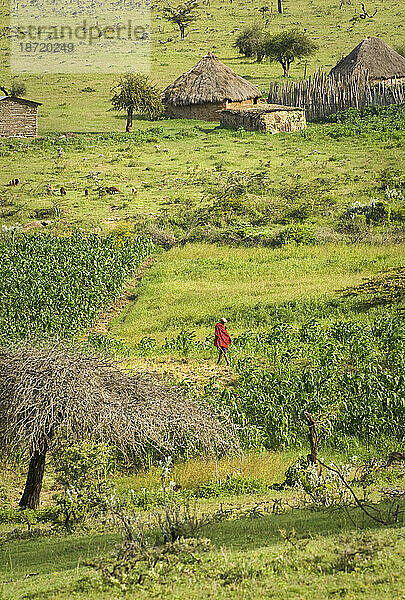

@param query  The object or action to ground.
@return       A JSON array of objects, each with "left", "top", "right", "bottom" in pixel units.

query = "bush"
[
  {"left": 56, "top": 442, "right": 115, "bottom": 489},
  {"left": 272, "top": 224, "right": 317, "bottom": 246},
  {"left": 0, "top": 505, "right": 60, "bottom": 526},
  {"left": 234, "top": 24, "right": 266, "bottom": 62},
  {"left": 338, "top": 199, "right": 390, "bottom": 225}
]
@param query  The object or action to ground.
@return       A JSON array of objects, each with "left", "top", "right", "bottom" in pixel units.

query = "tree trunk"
[
  {"left": 180, "top": 24, "right": 185, "bottom": 39},
  {"left": 303, "top": 412, "right": 319, "bottom": 466},
  {"left": 19, "top": 446, "right": 47, "bottom": 509},
  {"left": 277, "top": 0, "right": 283, "bottom": 13},
  {"left": 126, "top": 107, "right": 133, "bottom": 132},
  {"left": 282, "top": 61, "right": 290, "bottom": 77}
]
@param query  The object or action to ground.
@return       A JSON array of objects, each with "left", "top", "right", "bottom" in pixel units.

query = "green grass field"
[
  {"left": 1, "top": 452, "right": 404, "bottom": 600},
  {"left": 1, "top": 505, "right": 404, "bottom": 600},
  {"left": 109, "top": 242, "right": 404, "bottom": 342},
  {"left": 1, "top": 112, "right": 404, "bottom": 236}
]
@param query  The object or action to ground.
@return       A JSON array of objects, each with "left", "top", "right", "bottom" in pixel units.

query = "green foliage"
[
  {"left": 0, "top": 232, "right": 153, "bottom": 341},
  {"left": 234, "top": 24, "right": 267, "bottom": 62},
  {"left": 85, "top": 333, "right": 131, "bottom": 356},
  {"left": 161, "top": 0, "right": 200, "bottom": 39},
  {"left": 320, "top": 103, "right": 405, "bottom": 141},
  {"left": 379, "top": 166, "right": 405, "bottom": 190},
  {"left": 263, "top": 28, "right": 318, "bottom": 76},
  {"left": 111, "top": 73, "right": 162, "bottom": 130},
  {"left": 90, "top": 537, "right": 212, "bottom": 590},
  {"left": 203, "top": 316, "right": 405, "bottom": 450},
  {"left": 0, "top": 505, "right": 60, "bottom": 526},
  {"left": 0, "top": 79, "right": 26, "bottom": 97},
  {"left": 273, "top": 223, "right": 317, "bottom": 246},
  {"left": 56, "top": 442, "right": 115, "bottom": 489},
  {"left": 338, "top": 199, "right": 390, "bottom": 225},
  {"left": 54, "top": 443, "right": 116, "bottom": 531}
]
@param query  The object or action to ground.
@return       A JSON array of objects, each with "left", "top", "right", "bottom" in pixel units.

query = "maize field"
[{"left": 0, "top": 231, "right": 153, "bottom": 341}]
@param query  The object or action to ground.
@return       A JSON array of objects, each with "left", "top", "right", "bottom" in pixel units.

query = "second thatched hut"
[
  {"left": 330, "top": 37, "right": 405, "bottom": 82},
  {"left": 162, "top": 52, "right": 261, "bottom": 121}
]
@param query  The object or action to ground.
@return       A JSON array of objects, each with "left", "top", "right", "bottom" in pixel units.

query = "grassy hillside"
[
  {"left": 1, "top": 0, "right": 405, "bottom": 132},
  {"left": 1, "top": 105, "right": 404, "bottom": 236},
  {"left": 1, "top": 503, "right": 404, "bottom": 599},
  {"left": 109, "top": 242, "right": 404, "bottom": 342}
]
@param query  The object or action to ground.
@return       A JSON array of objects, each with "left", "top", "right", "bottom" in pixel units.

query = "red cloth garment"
[{"left": 214, "top": 323, "right": 231, "bottom": 349}]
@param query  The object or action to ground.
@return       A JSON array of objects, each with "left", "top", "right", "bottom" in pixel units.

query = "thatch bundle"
[
  {"left": 163, "top": 52, "right": 261, "bottom": 107},
  {"left": 330, "top": 37, "right": 405, "bottom": 81}
]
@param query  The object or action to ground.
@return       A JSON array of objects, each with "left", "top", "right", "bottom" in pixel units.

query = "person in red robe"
[{"left": 214, "top": 318, "right": 231, "bottom": 365}]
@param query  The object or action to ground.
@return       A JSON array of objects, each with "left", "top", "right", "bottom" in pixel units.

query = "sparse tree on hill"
[
  {"left": 0, "top": 344, "right": 235, "bottom": 509},
  {"left": 234, "top": 24, "right": 267, "bottom": 63},
  {"left": 110, "top": 73, "right": 162, "bottom": 132},
  {"left": 264, "top": 29, "right": 318, "bottom": 77},
  {"left": 0, "top": 81, "right": 26, "bottom": 97},
  {"left": 161, "top": 0, "right": 199, "bottom": 40}
]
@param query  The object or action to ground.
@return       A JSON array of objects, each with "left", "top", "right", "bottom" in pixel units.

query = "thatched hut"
[
  {"left": 220, "top": 104, "right": 306, "bottom": 134},
  {"left": 330, "top": 37, "right": 405, "bottom": 82},
  {"left": 163, "top": 52, "right": 261, "bottom": 121}
]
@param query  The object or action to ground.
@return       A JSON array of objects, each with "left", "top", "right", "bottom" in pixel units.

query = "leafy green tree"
[
  {"left": 234, "top": 24, "right": 266, "bottom": 63},
  {"left": 161, "top": 0, "right": 199, "bottom": 40},
  {"left": 110, "top": 73, "right": 162, "bottom": 132},
  {"left": 264, "top": 29, "right": 318, "bottom": 77},
  {"left": 0, "top": 81, "right": 27, "bottom": 97}
]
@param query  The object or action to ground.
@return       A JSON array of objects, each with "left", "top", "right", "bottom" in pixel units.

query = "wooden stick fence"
[{"left": 267, "top": 71, "right": 405, "bottom": 121}]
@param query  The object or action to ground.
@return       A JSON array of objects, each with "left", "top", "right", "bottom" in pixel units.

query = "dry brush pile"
[{"left": 0, "top": 343, "right": 236, "bottom": 508}]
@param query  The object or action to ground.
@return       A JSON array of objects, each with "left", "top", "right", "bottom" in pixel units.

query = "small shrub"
[
  {"left": 379, "top": 167, "right": 405, "bottom": 190},
  {"left": 336, "top": 213, "right": 369, "bottom": 242},
  {"left": 54, "top": 442, "right": 115, "bottom": 530},
  {"left": 56, "top": 442, "right": 115, "bottom": 489},
  {"left": 338, "top": 199, "right": 390, "bottom": 225},
  {"left": 272, "top": 224, "right": 317, "bottom": 246},
  {"left": 89, "top": 537, "right": 212, "bottom": 591}
]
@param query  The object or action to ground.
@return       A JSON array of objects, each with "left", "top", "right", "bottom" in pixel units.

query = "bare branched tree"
[{"left": 0, "top": 343, "right": 236, "bottom": 509}]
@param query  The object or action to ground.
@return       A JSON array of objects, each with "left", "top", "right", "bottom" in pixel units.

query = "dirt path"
[
  {"left": 89, "top": 256, "right": 236, "bottom": 386},
  {"left": 123, "top": 355, "right": 236, "bottom": 389},
  {"left": 89, "top": 256, "right": 156, "bottom": 335}
]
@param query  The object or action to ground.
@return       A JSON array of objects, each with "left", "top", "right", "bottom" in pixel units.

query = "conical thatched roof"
[
  {"left": 163, "top": 52, "right": 261, "bottom": 106},
  {"left": 330, "top": 37, "right": 405, "bottom": 81}
]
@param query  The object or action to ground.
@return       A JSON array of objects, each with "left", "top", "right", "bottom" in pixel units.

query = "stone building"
[
  {"left": 0, "top": 96, "right": 41, "bottom": 137},
  {"left": 330, "top": 37, "right": 405, "bottom": 82},
  {"left": 163, "top": 52, "right": 261, "bottom": 121},
  {"left": 220, "top": 104, "right": 307, "bottom": 133}
]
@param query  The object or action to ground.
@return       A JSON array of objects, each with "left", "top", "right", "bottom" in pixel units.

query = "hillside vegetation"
[
  {"left": 0, "top": 1, "right": 404, "bottom": 598},
  {"left": 1, "top": 105, "right": 404, "bottom": 243}
]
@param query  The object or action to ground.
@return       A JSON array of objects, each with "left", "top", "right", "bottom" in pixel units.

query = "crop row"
[{"left": 0, "top": 231, "right": 154, "bottom": 341}]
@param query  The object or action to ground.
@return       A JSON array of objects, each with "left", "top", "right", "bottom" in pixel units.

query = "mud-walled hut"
[
  {"left": 220, "top": 104, "right": 306, "bottom": 133},
  {"left": 163, "top": 52, "right": 261, "bottom": 121}
]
